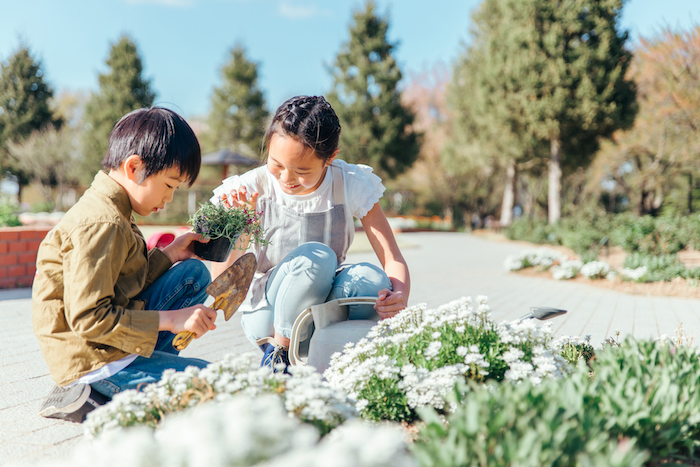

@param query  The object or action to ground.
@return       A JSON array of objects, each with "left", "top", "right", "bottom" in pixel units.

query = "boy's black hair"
[
  {"left": 102, "top": 107, "right": 201, "bottom": 186},
  {"left": 264, "top": 95, "right": 341, "bottom": 163}
]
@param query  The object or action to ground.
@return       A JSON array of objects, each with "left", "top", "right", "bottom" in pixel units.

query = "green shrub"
[
  {"left": 413, "top": 338, "right": 700, "bottom": 466},
  {"left": 505, "top": 218, "right": 554, "bottom": 244},
  {"left": 0, "top": 202, "right": 21, "bottom": 227},
  {"left": 623, "top": 253, "right": 700, "bottom": 282}
]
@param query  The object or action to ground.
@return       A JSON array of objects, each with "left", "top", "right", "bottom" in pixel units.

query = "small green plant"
[
  {"left": 0, "top": 202, "right": 21, "bottom": 227},
  {"left": 188, "top": 202, "right": 267, "bottom": 248}
]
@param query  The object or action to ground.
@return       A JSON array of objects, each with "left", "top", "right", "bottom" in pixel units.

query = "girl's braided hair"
[{"left": 264, "top": 95, "right": 341, "bottom": 163}]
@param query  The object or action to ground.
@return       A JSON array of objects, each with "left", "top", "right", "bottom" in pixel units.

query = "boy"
[{"left": 32, "top": 107, "right": 218, "bottom": 423}]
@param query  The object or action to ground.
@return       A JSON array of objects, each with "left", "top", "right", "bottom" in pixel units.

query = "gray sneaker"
[{"left": 39, "top": 384, "right": 109, "bottom": 423}]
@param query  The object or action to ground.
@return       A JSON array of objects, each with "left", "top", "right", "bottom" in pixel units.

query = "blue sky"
[{"left": 1, "top": 0, "right": 698, "bottom": 119}]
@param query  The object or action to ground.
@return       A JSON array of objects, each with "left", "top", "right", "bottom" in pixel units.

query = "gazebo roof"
[{"left": 201, "top": 148, "right": 260, "bottom": 167}]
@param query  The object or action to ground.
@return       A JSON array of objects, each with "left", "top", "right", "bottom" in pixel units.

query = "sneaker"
[
  {"left": 257, "top": 338, "right": 290, "bottom": 373},
  {"left": 39, "top": 384, "right": 109, "bottom": 423}
]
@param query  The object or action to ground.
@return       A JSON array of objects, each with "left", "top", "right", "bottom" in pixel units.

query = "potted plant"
[{"left": 188, "top": 202, "right": 267, "bottom": 262}]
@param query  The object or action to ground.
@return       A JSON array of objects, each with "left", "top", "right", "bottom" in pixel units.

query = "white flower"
[
  {"left": 551, "top": 259, "right": 583, "bottom": 280},
  {"left": 580, "top": 261, "right": 612, "bottom": 279},
  {"left": 620, "top": 266, "right": 647, "bottom": 282},
  {"left": 424, "top": 341, "right": 443, "bottom": 359}
]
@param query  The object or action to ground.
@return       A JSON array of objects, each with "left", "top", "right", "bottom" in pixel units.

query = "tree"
[
  {"left": 327, "top": 0, "right": 420, "bottom": 180},
  {"left": 475, "top": 0, "right": 637, "bottom": 224},
  {"left": 6, "top": 125, "right": 80, "bottom": 211},
  {"left": 82, "top": 35, "right": 155, "bottom": 182},
  {"left": 586, "top": 25, "right": 700, "bottom": 216},
  {"left": 447, "top": 4, "right": 550, "bottom": 227},
  {"left": 205, "top": 44, "right": 268, "bottom": 157},
  {"left": 0, "top": 43, "right": 62, "bottom": 199}
]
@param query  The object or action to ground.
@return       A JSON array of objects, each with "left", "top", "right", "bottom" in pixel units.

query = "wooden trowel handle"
[{"left": 172, "top": 331, "right": 196, "bottom": 351}]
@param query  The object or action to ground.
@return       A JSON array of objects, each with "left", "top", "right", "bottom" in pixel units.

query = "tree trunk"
[
  {"left": 688, "top": 172, "right": 693, "bottom": 215},
  {"left": 548, "top": 138, "right": 562, "bottom": 224},
  {"left": 500, "top": 160, "right": 517, "bottom": 227}
]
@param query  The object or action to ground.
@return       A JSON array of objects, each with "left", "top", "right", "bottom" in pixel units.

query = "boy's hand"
[
  {"left": 374, "top": 289, "right": 406, "bottom": 320},
  {"left": 161, "top": 232, "right": 208, "bottom": 263},
  {"left": 160, "top": 305, "right": 218, "bottom": 337}
]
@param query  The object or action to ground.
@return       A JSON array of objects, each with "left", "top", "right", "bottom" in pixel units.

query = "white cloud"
[{"left": 278, "top": 1, "right": 331, "bottom": 19}]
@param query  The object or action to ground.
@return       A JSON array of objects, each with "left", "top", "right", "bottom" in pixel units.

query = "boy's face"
[{"left": 128, "top": 166, "right": 186, "bottom": 217}]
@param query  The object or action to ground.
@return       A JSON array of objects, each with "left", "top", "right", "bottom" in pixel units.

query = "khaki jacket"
[{"left": 32, "top": 171, "right": 172, "bottom": 386}]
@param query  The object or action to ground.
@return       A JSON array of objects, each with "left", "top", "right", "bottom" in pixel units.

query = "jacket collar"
[{"left": 92, "top": 171, "right": 133, "bottom": 219}]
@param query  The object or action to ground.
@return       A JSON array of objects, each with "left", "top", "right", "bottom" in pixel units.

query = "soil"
[{"left": 473, "top": 230, "right": 700, "bottom": 300}]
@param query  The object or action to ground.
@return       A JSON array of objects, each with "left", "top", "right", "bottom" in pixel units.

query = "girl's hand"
[
  {"left": 222, "top": 186, "right": 258, "bottom": 210},
  {"left": 374, "top": 289, "right": 406, "bottom": 320},
  {"left": 161, "top": 232, "right": 209, "bottom": 263}
]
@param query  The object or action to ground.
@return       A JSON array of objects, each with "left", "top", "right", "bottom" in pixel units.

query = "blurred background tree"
[
  {"left": 467, "top": 0, "right": 637, "bottom": 224},
  {"left": 0, "top": 43, "right": 63, "bottom": 202},
  {"left": 81, "top": 35, "right": 156, "bottom": 184},
  {"left": 204, "top": 44, "right": 269, "bottom": 157},
  {"left": 586, "top": 26, "right": 700, "bottom": 217},
  {"left": 327, "top": 0, "right": 420, "bottom": 180}
]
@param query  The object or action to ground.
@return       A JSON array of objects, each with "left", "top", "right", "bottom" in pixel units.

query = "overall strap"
[
  {"left": 330, "top": 164, "right": 345, "bottom": 205},
  {"left": 253, "top": 166, "right": 269, "bottom": 197}
]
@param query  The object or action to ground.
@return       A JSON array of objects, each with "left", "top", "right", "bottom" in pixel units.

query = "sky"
[{"left": 1, "top": 0, "right": 699, "bottom": 120}]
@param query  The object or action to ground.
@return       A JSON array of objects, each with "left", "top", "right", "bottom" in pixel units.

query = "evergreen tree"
[
  {"left": 0, "top": 44, "right": 62, "bottom": 196},
  {"left": 82, "top": 35, "right": 155, "bottom": 182},
  {"left": 206, "top": 44, "right": 268, "bottom": 156},
  {"left": 471, "top": 0, "right": 637, "bottom": 223},
  {"left": 327, "top": 0, "right": 420, "bottom": 179}
]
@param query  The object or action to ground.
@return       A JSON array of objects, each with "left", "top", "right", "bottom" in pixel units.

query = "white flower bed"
[
  {"left": 324, "top": 297, "right": 572, "bottom": 422},
  {"left": 579, "top": 260, "right": 612, "bottom": 279},
  {"left": 504, "top": 247, "right": 563, "bottom": 271},
  {"left": 551, "top": 259, "right": 583, "bottom": 280},
  {"left": 620, "top": 266, "right": 648, "bottom": 282},
  {"left": 31, "top": 395, "right": 414, "bottom": 467},
  {"left": 85, "top": 352, "right": 355, "bottom": 438}
]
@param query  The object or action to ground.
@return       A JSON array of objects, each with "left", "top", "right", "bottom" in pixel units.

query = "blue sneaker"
[{"left": 257, "top": 338, "right": 290, "bottom": 373}]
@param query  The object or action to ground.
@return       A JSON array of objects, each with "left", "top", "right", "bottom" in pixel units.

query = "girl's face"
[{"left": 267, "top": 133, "right": 334, "bottom": 196}]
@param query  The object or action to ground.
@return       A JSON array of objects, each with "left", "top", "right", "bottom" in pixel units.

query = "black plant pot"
[{"left": 194, "top": 236, "right": 233, "bottom": 262}]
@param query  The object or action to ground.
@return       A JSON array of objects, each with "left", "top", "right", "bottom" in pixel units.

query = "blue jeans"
[
  {"left": 240, "top": 242, "right": 392, "bottom": 344},
  {"left": 91, "top": 259, "right": 211, "bottom": 398}
]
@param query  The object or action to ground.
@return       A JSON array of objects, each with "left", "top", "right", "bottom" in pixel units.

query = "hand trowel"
[{"left": 172, "top": 252, "right": 257, "bottom": 351}]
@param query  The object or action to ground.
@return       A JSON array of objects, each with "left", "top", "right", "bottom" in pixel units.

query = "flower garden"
[{"left": 31, "top": 297, "right": 700, "bottom": 467}]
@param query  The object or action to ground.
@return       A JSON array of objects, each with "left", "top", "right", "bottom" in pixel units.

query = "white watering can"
[{"left": 288, "top": 297, "right": 378, "bottom": 374}]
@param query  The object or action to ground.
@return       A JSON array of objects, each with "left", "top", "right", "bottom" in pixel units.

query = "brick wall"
[{"left": 0, "top": 227, "right": 51, "bottom": 289}]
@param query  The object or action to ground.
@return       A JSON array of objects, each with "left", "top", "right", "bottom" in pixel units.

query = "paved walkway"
[{"left": 2, "top": 231, "right": 699, "bottom": 465}]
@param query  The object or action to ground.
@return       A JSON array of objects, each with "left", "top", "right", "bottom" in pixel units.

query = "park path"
[{"left": 2, "top": 231, "right": 698, "bottom": 465}]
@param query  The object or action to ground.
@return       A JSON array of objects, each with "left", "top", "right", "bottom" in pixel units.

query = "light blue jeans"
[
  {"left": 240, "top": 242, "right": 392, "bottom": 345},
  {"left": 91, "top": 259, "right": 211, "bottom": 398}
]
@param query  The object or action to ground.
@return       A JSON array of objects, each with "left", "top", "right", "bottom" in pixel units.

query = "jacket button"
[{"left": 135, "top": 347, "right": 142, "bottom": 353}]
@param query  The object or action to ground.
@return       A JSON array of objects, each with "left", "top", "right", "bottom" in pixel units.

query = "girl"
[{"left": 210, "top": 95, "right": 410, "bottom": 369}]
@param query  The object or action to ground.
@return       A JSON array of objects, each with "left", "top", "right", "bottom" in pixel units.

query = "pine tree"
[
  {"left": 327, "top": 0, "right": 420, "bottom": 180},
  {"left": 0, "top": 44, "right": 62, "bottom": 195},
  {"left": 471, "top": 0, "right": 637, "bottom": 223},
  {"left": 206, "top": 44, "right": 268, "bottom": 156},
  {"left": 82, "top": 35, "right": 155, "bottom": 182}
]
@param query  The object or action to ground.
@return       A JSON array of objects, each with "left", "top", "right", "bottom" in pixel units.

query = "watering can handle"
[{"left": 288, "top": 297, "right": 378, "bottom": 366}]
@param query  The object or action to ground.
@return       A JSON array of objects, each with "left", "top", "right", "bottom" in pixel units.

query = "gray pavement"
[{"left": 2, "top": 231, "right": 699, "bottom": 465}]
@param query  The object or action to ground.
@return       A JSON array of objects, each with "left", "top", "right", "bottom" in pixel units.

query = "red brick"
[
  {"left": 19, "top": 251, "right": 36, "bottom": 263},
  {"left": 17, "top": 276, "right": 34, "bottom": 287},
  {"left": 0, "top": 230, "right": 19, "bottom": 241},
  {"left": 0, "top": 266, "right": 7, "bottom": 278},
  {"left": 0, "top": 254, "right": 17, "bottom": 266},
  {"left": 9, "top": 265, "right": 25, "bottom": 277},
  {"left": 28, "top": 240, "right": 42, "bottom": 250},
  {"left": 0, "top": 277, "right": 15, "bottom": 288},
  {"left": 0, "top": 243, "right": 7, "bottom": 254},
  {"left": 19, "top": 230, "right": 37, "bottom": 240},
  {"left": 9, "top": 242, "right": 26, "bottom": 253},
  {"left": 26, "top": 264, "right": 36, "bottom": 277}
]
